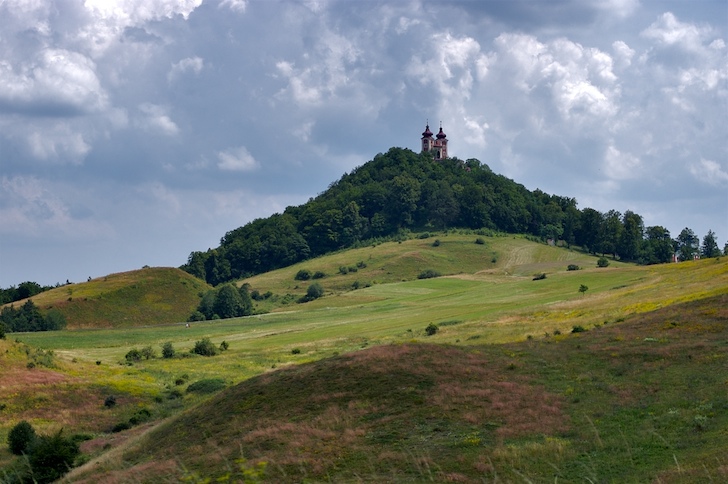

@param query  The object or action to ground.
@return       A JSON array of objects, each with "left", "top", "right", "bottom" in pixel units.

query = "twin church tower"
[{"left": 421, "top": 121, "right": 448, "bottom": 160}]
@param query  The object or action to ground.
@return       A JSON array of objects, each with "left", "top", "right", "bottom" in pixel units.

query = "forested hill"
[{"left": 181, "top": 147, "right": 678, "bottom": 286}]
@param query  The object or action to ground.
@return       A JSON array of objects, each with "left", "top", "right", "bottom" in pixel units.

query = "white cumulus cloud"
[{"left": 217, "top": 146, "right": 259, "bottom": 172}]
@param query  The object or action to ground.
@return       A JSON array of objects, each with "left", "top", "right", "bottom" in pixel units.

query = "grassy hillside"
[
  {"left": 241, "top": 232, "right": 621, "bottom": 311},
  {"left": 4, "top": 238, "right": 727, "bottom": 482},
  {"left": 3, "top": 267, "right": 210, "bottom": 329},
  {"left": 67, "top": 293, "right": 728, "bottom": 482}
]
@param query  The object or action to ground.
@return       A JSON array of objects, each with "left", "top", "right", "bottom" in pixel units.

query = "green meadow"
[{"left": 2, "top": 234, "right": 727, "bottom": 482}]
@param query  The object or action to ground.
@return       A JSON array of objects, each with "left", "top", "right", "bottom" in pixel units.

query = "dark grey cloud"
[{"left": 0, "top": 0, "right": 726, "bottom": 286}]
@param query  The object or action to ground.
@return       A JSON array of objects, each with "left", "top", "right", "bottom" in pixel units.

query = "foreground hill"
[
  {"left": 3, "top": 267, "right": 210, "bottom": 329},
  {"left": 68, "top": 293, "right": 728, "bottom": 483}
]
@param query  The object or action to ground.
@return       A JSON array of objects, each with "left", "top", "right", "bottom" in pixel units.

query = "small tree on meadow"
[
  {"left": 579, "top": 284, "right": 588, "bottom": 295},
  {"left": 7, "top": 420, "right": 36, "bottom": 455},
  {"left": 161, "top": 342, "right": 175, "bottom": 359}
]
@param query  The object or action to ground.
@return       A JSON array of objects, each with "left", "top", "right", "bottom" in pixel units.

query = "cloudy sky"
[{"left": 1, "top": 0, "right": 726, "bottom": 287}]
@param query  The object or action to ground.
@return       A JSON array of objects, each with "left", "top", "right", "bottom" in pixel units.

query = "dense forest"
[{"left": 181, "top": 147, "right": 723, "bottom": 286}]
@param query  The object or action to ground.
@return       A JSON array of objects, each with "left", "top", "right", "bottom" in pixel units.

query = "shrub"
[
  {"left": 291, "top": 348, "right": 301, "bottom": 355},
  {"left": 432, "top": 239, "right": 441, "bottom": 247},
  {"left": 140, "top": 345, "right": 156, "bottom": 360},
  {"left": 425, "top": 323, "right": 439, "bottom": 336},
  {"left": 161, "top": 341, "right": 175, "bottom": 359},
  {"left": 418, "top": 232, "right": 431, "bottom": 239},
  {"left": 27, "top": 430, "right": 80, "bottom": 483},
  {"left": 356, "top": 261, "right": 367, "bottom": 268},
  {"left": 579, "top": 284, "right": 589, "bottom": 295},
  {"left": 128, "top": 408, "right": 151, "bottom": 425},
  {"left": 338, "top": 266, "right": 349, "bottom": 275},
  {"left": 597, "top": 257, "right": 610, "bottom": 268},
  {"left": 188, "top": 310, "right": 206, "bottom": 322},
  {"left": 301, "top": 283, "right": 324, "bottom": 302},
  {"left": 571, "top": 325, "right": 587, "bottom": 333},
  {"left": 294, "top": 269, "right": 311, "bottom": 281},
  {"left": 125, "top": 348, "right": 142, "bottom": 362},
  {"left": 567, "top": 264, "right": 580, "bottom": 271},
  {"left": 7, "top": 420, "right": 36, "bottom": 455},
  {"left": 219, "top": 340, "right": 229, "bottom": 351},
  {"left": 418, "top": 269, "right": 441, "bottom": 279},
  {"left": 186, "top": 378, "right": 227, "bottom": 395},
  {"left": 111, "top": 422, "right": 131, "bottom": 433},
  {"left": 104, "top": 395, "right": 117, "bottom": 408},
  {"left": 532, "top": 273, "right": 547, "bottom": 280},
  {"left": 192, "top": 338, "right": 218, "bottom": 356},
  {"left": 475, "top": 237, "right": 485, "bottom": 245}
]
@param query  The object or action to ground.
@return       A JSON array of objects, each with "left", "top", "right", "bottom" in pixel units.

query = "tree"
[
  {"left": 579, "top": 284, "right": 589, "bottom": 295},
  {"left": 641, "top": 226, "right": 673, "bottom": 264},
  {"left": 618, "top": 210, "right": 644, "bottom": 261},
  {"left": 27, "top": 430, "right": 80, "bottom": 483},
  {"left": 212, "top": 284, "right": 250, "bottom": 320},
  {"left": 675, "top": 227, "right": 699, "bottom": 261},
  {"left": 598, "top": 210, "right": 623, "bottom": 258},
  {"left": 161, "top": 342, "right": 175, "bottom": 359},
  {"left": 701, "top": 230, "right": 720, "bottom": 258},
  {"left": 8, "top": 420, "right": 36, "bottom": 455}
]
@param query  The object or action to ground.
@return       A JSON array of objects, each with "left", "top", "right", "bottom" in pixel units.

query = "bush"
[
  {"left": 418, "top": 232, "right": 431, "bottom": 239},
  {"left": 104, "top": 395, "right": 117, "bottom": 408},
  {"left": 111, "top": 422, "right": 131, "bottom": 433},
  {"left": 192, "top": 338, "right": 218, "bottom": 356},
  {"left": 7, "top": 420, "right": 36, "bottom": 455},
  {"left": 125, "top": 348, "right": 142, "bottom": 362},
  {"left": 161, "top": 341, "right": 175, "bottom": 359},
  {"left": 475, "top": 237, "right": 485, "bottom": 245},
  {"left": 300, "top": 283, "right": 324, "bottom": 302},
  {"left": 188, "top": 310, "right": 205, "bottom": 322},
  {"left": 532, "top": 273, "right": 547, "bottom": 280},
  {"left": 571, "top": 325, "right": 587, "bottom": 333},
  {"left": 312, "top": 271, "right": 326, "bottom": 279},
  {"left": 219, "top": 340, "right": 229, "bottom": 351},
  {"left": 356, "top": 261, "right": 367, "bottom": 268},
  {"left": 27, "top": 430, "right": 80, "bottom": 483},
  {"left": 128, "top": 408, "right": 151, "bottom": 425},
  {"left": 425, "top": 323, "right": 439, "bottom": 336},
  {"left": 294, "top": 269, "right": 311, "bottom": 281},
  {"left": 432, "top": 239, "right": 441, "bottom": 247},
  {"left": 140, "top": 345, "right": 156, "bottom": 360},
  {"left": 186, "top": 378, "right": 227, "bottom": 395},
  {"left": 338, "top": 266, "right": 349, "bottom": 275},
  {"left": 567, "top": 264, "right": 580, "bottom": 271},
  {"left": 291, "top": 348, "right": 301, "bottom": 355},
  {"left": 597, "top": 257, "right": 610, "bottom": 268},
  {"left": 418, "top": 269, "right": 441, "bottom": 279}
]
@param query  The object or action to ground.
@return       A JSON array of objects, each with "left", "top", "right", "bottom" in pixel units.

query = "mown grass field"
[{"left": 1, "top": 235, "right": 726, "bottom": 481}]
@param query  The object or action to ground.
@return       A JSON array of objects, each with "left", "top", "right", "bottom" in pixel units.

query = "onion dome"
[
  {"left": 422, "top": 123, "right": 433, "bottom": 138},
  {"left": 436, "top": 126, "right": 446, "bottom": 139}
]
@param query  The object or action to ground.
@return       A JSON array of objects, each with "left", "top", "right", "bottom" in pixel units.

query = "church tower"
[{"left": 421, "top": 121, "right": 448, "bottom": 160}]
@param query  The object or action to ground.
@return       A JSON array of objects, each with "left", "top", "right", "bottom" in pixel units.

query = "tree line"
[
  {"left": 0, "top": 300, "right": 67, "bottom": 334},
  {"left": 182, "top": 147, "right": 724, "bottom": 286}
]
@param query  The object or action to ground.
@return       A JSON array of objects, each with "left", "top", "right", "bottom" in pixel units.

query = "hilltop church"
[{"left": 421, "top": 122, "right": 448, "bottom": 160}]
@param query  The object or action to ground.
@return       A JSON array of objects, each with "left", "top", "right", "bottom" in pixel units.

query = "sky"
[{"left": 0, "top": 0, "right": 726, "bottom": 287}]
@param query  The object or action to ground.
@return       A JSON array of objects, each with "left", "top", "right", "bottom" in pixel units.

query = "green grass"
[
  {"left": 2, "top": 267, "right": 211, "bottom": 329},
  {"left": 66, "top": 293, "right": 728, "bottom": 482},
  {"left": 3, "top": 237, "right": 727, "bottom": 481}
]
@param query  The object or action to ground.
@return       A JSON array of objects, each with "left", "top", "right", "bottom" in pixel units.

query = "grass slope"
[
  {"left": 3, "top": 237, "right": 727, "bottom": 481},
  {"left": 69, "top": 293, "right": 728, "bottom": 483},
  {"left": 3, "top": 267, "right": 210, "bottom": 329}
]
